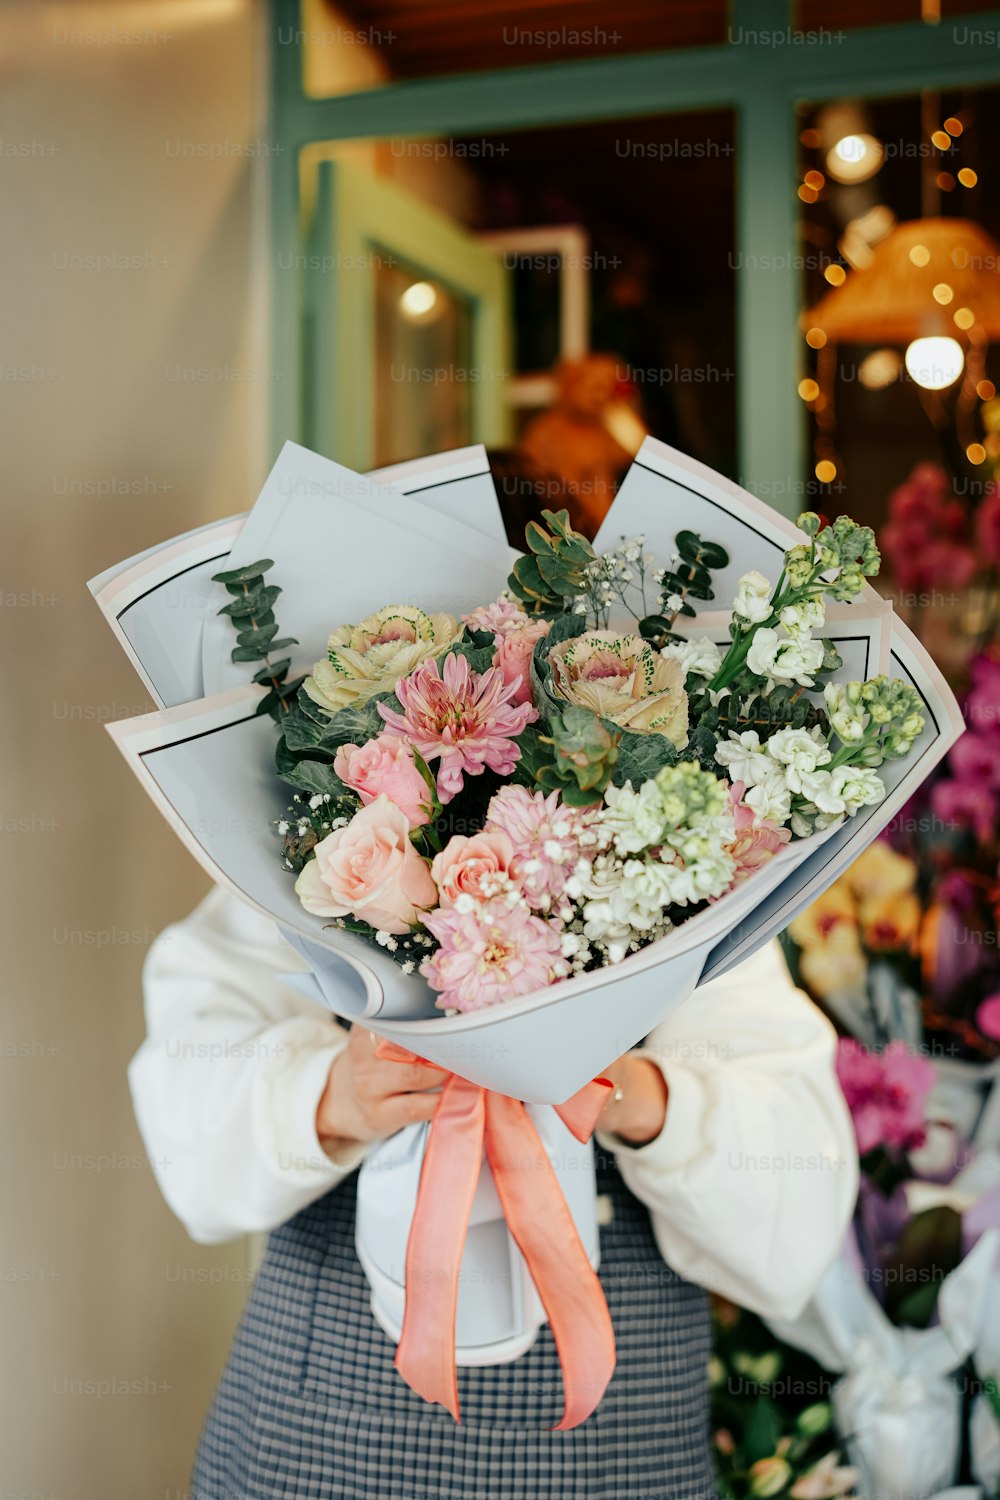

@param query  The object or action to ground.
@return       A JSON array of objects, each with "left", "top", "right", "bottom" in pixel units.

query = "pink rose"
[
  {"left": 333, "top": 733, "right": 432, "bottom": 828},
  {"left": 493, "top": 620, "right": 549, "bottom": 707},
  {"left": 294, "top": 795, "right": 437, "bottom": 934},
  {"left": 430, "top": 829, "right": 515, "bottom": 907}
]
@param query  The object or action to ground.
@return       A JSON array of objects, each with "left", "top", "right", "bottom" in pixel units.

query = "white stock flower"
[
  {"left": 660, "top": 633, "right": 724, "bottom": 680},
  {"left": 765, "top": 726, "right": 832, "bottom": 793},
  {"left": 714, "top": 729, "right": 771, "bottom": 786},
  {"left": 732, "top": 570, "right": 774, "bottom": 625},
  {"left": 746, "top": 628, "right": 826, "bottom": 687},
  {"left": 600, "top": 780, "right": 667, "bottom": 856},
  {"left": 795, "top": 768, "right": 846, "bottom": 817},
  {"left": 743, "top": 766, "right": 792, "bottom": 824},
  {"left": 778, "top": 598, "right": 826, "bottom": 635},
  {"left": 829, "top": 763, "right": 885, "bottom": 814}
]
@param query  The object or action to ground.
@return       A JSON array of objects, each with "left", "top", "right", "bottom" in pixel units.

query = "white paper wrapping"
[{"left": 92, "top": 436, "right": 965, "bottom": 1101}]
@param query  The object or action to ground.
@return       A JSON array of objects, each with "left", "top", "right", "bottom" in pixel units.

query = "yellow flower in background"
[
  {"left": 788, "top": 880, "right": 858, "bottom": 950},
  {"left": 858, "top": 890, "right": 922, "bottom": 953},
  {"left": 798, "top": 926, "right": 867, "bottom": 999},
  {"left": 845, "top": 840, "right": 918, "bottom": 902}
]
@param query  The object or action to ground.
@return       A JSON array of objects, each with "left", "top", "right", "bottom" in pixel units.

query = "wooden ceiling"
[{"left": 334, "top": 0, "right": 728, "bottom": 78}]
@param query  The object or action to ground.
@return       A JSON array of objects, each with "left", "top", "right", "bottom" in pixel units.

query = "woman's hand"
[
  {"left": 317, "top": 1025, "right": 449, "bottom": 1149},
  {"left": 597, "top": 1053, "right": 669, "bottom": 1148}
]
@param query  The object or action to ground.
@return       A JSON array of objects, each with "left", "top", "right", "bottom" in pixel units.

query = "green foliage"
[
  {"left": 211, "top": 558, "right": 303, "bottom": 722},
  {"left": 519, "top": 706, "right": 620, "bottom": 806},
  {"left": 640, "top": 530, "right": 730, "bottom": 644},
  {"left": 508, "top": 509, "right": 596, "bottom": 618}
]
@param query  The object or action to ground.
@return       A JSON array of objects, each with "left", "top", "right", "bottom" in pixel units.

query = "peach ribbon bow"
[{"left": 374, "top": 1038, "right": 617, "bottom": 1430}]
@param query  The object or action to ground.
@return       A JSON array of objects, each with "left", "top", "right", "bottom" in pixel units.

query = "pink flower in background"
[
  {"left": 975, "top": 484, "right": 1000, "bottom": 567},
  {"left": 378, "top": 653, "right": 536, "bottom": 801},
  {"left": 836, "top": 1038, "right": 936, "bottom": 1156},
  {"left": 430, "top": 829, "right": 515, "bottom": 907},
  {"left": 947, "top": 729, "right": 1000, "bottom": 788},
  {"left": 966, "top": 654, "right": 1000, "bottom": 739},
  {"left": 930, "top": 777, "right": 997, "bottom": 843},
  {"left": 879, "top": 463, "right": 976, "bottom": 593},
  {"left": 977, "top": 993, "right": 1000, "bottom": 1042},
  {"left": 723, "top": 781, "right": 791, "bottom": 886},
  {"left": 484, "top": 785, "right": 588, "bottom": 907},
  {"left": 333, "top": 734, "right": 432, "bottom": 828},
  {"left": 421, "top": 898, "right": 569, "bottom": 1013}
]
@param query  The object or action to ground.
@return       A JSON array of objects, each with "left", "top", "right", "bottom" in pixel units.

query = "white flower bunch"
[
  {"left": 563, "top": 762, "right": 737, "bottom": 963},
  {"left": 660, "top": 633, "right": 724, "bottom": 680},
  {"left": 714, "top": 725, "right": 885, "bottom": 836}
]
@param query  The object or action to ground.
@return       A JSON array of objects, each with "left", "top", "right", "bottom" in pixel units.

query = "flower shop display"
[
  {"left": 770, "top": 1037, "right": 1000, "bottom": 1500},
  {"left": 90, "top": 434, "right": 963, "bottom": 1427}
]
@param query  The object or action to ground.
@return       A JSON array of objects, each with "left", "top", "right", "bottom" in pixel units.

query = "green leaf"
[
  {"left": 676, "top": 530, "right": 703, "bottom": 562},
  {"left": 699, "top": 540, "right": 730, "bottom": 569},
  {"left": 232, "top": 624, "right": 280, "bottom": 656},
  {"left": 219, "top": 583, "right": 282, "bottom": 620},
  {"left": 211, "top": 558, "right": 274, "bottom": 585},
  {"left": 742, "top": 1395, "right": 783, "bottom": 1464},
  {"left": 274, "top": 738, "right": 347, "bottom": 797},
  {"left": 252, "top": 658, "right": 291, "bottom": 684},
  {"left": 611, "top": 727, "right": 680, "bottom": 786}
]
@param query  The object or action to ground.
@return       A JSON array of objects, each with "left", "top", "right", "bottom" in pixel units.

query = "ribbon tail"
[
  {"left": 484, "top": 1092, "right": 616, "bottom": 1431},
  {"left": 555, "top": 1076, "right": 614, "bottom": 1142},
  {"left": 394, "top": 1075, "right": 485, "bottom": 1423}
]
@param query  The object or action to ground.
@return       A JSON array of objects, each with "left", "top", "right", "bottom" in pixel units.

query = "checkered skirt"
[{"left": 191, "top": 1147, "right": 715, "bottom": 1499}]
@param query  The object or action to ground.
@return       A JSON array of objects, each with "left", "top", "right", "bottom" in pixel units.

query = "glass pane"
[
  {"left": 373, "top": 257, "right": 474, "bottom": 466},
  {"left": 300, "top": 0, "right": 729, "bottom": 97}
]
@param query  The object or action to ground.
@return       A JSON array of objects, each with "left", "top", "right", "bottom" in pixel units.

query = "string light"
[
  {"left": 805, "top": 327, "right": 827, "bottom": 349},
  {"left": 932, "top": 283, "right": 954, "bottom": 304},
  {"left": 953, "top": 307, "right": 975, "bottom": 331},
  {"left": 904, "top": 336, "right": 965, "bottom": 390},
  {"left": 804, "top": 169, "right": 825, "bottom": 190},
  {"left": 967, "top": 443, "right": 987, "bottom": 464},
  {"left": 936, "top": 172, "right": 956, "bottom": 192},
  {"left": 931, "top": 129, "right": 952, "bottom": 150},
  {"left": 977, "top": 380, "right": 996, "bottom": 401},
  {"left": 815, "top": 459, "right": 838, "bottom": 483},
  {"left": 798, "top": 378, "right": 820, "bottom": 401},
  {"left": 823, "top": 264, "right": 846, "bottom": 286},
  {"left": 858, "top": 349, "right": 901, "bottom": 389},
  {"left": 798, "top": 184, "right": 819, "bottom": 203},
  {"left": 909, "top": 244, "right": 931, "bottom": 267},
  {"left": 958, "top": 167, "right": 978, "bottom": 188},
  {"left": 944, "top": 116, "right": 964, "bottom": 137}
]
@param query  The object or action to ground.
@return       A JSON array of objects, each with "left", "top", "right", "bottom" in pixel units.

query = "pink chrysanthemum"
[
  {"left": 723, "top": 780, "right": 791, "bottom": 887},
  {"left": 420, "top": 898, "right": 569, "bottom": 1013},
  {"left": 377, "top": 652, "right": 536, "bottom": 802},
  {"left": 484, "top": 785, "right": 589, "bottom": 909}
]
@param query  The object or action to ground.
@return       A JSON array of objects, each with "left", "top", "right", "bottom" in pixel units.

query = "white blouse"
[{"left": 130, "top": 885, "right": 858, "bottom": 1321}]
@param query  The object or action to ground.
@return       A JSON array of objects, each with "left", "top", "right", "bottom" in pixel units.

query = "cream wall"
[{"left": 0, "top": 2, "right": 267, "bottom": 1493}]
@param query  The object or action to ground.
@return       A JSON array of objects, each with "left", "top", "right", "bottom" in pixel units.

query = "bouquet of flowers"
[{"left": 90, "top": 435, "right": 963, "bottom": 1424}]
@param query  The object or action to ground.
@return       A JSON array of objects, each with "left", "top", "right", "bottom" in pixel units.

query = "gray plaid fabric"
[{"left": 191, "top": 1149, "right": 715, "bottom": 1499}]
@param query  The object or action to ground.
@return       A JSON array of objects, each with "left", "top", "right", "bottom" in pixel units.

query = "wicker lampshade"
[{"left": 806, "top": 218, "right": 1000, "bottom": 343}]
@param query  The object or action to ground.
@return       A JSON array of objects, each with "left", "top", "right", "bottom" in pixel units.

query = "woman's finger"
[
  {"left": 372, "top": 1060, "right": 449, "bottom": 1096},
  {"left": 381, "top": 1090, "right": 441, "bottom": 1131}
]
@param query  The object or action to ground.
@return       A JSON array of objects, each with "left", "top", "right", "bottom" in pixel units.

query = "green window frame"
[{"left": 269, "top": 0, "right": 1000, "bottom": 514}]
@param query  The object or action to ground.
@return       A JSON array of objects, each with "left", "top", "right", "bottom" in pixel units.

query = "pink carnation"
[
  {"left": 836, "top": 1038, "right": 936, "bottom": 1156},
  {"left": 484, "top": 785, "right": 588, "bottom": 908},
  {"left": 333, "top": 733, "right": 432, "bottom": 828},
  {"left": 723, "top": 781, "right": 791, "bottom": 886},
  {"left": 377, "top": 652, "right": 536, "bottom": 802},
  {"left": 420, "top": 898, "right": 569, "bottom": 1013}
]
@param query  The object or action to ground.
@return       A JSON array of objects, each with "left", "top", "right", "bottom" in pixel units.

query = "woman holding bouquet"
[{"left": 131, "top": 886, "right": 856, "bottom": 1498}]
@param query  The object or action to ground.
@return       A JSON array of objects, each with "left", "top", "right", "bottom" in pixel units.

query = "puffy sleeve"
[
  {"left": 129, "top": 886, "right": 369, "bottom": 1244},
  {"left": 597, "top": 940, "right": 858, "bottom": 1321}
]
